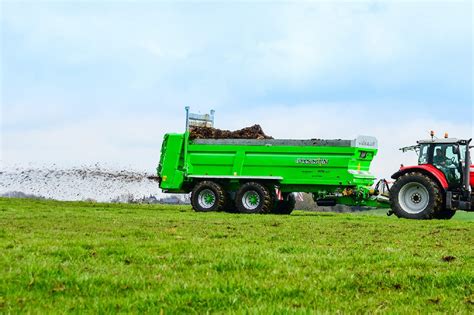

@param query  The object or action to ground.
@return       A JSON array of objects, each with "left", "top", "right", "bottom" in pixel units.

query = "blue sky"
[{"left": 1, "top": 0, "right": 472, "bottom": 177}]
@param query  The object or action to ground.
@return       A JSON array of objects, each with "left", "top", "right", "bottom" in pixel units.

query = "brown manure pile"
[{"left": 190, "top": 124, "right": 273, "bottom": 140}]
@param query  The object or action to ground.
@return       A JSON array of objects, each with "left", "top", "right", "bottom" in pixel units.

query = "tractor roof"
[
  {"left": 401, "top": 138, "right": 471, "bottom": 152},
  {"left": 417, "top": 138, "right": 468, "bottom": 145}
]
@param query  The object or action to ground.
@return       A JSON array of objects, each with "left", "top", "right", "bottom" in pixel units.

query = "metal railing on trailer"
[{"left": 184, "top": 107, "right": 215, "bottom": 175}]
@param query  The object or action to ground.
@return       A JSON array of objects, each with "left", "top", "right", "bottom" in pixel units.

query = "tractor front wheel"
[{"left": 390, "top": 172, "right": 443, "bottom": 219}]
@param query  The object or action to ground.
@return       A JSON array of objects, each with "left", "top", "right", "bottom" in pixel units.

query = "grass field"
[{"left": 1, "top": 198, "right": 473, "bottom": 313}]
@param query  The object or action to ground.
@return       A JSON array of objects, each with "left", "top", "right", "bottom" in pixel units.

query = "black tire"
[
  {"left": 224, "top": 192, "right": 238, "bottom": 213},
  {"left": 433, "top": 209, "right": 456, "bottom": 220},
  {"left": 190, "top": 181, "right": 227, "bottom": 212},
  {"left": 272, "top": 193, "right": 296, "bottom": 215},
  {"left": 235, "top": 182, "right": 274, "bottom": 214},
  {"left": 390, "top": 172, "right": 443, "bottom": 220}
]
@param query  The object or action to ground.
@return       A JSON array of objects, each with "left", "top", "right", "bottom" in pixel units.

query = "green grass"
[{"left": 1, "top": 198, "right": 473, "bottom": 314}]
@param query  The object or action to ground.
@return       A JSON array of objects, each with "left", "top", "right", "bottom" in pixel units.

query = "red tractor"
[{"left": 389, "top": 136, "right": 473, "bottom": 219}]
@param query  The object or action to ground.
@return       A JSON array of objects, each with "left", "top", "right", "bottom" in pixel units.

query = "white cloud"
[
  {"left": 2, "top": 111, "right": 179, "bottom": 169},
  {"left": 245, "top": 1, "right": 471, "bottom": 87},
  {"left": 3, "top": 1, "right": 470, "bottom": 82}
]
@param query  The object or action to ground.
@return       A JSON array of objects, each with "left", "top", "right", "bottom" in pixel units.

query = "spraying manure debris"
[{"left": 0, "top": 164, "right": 167, "bottom": 202}]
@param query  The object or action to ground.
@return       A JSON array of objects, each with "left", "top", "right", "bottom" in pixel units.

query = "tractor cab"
[
  {"left": 416, "top": 138, "right": 469, "bottom": 188},
  {"left": 401, "top": 137, "right": 472, "bottom": 190},
  {"left": 391, "top": 135, "right": 473, "bottom": 220}
]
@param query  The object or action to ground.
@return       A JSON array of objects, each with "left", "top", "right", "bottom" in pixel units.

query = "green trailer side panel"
[
  {"left": 158, "top": 132, "right": 378, "bottom": 198},
  {"left": 188, "top": 152, "right": 236, "bottom": 176},
  {"left": 186, "top": 144, "right": 376, "bottom": 187}
]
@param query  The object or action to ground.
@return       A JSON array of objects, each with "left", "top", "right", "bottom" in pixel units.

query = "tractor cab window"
[
  {"left": 459, "top": 145, "right": 472, "bottom": 166},
  {"left": 418, "top": 145, "right": 429, "bottom": 164},
  {"left": 432, "top": 144, "right": 461, "bottom": 187}
]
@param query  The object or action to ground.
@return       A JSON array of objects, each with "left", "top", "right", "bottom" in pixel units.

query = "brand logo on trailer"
[{"left": 296, "top": 158, "right": 329, "bottom": 165}]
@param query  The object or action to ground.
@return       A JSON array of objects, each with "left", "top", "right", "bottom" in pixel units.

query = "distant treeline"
[
  {"left": 1, "top": 191, "right": 190, "bottom": 205},
  {"left": 1, "top": 191, "right": 369, "bottom": 212}
]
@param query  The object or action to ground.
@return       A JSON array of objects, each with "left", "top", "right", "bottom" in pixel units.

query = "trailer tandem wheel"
[
  {"left": 273, "top": 193, "right": 296, "bottom": 215},
  {"left": 191, "top": 181, "right": 227, "bottom": 212},
  {"left": 224, "top": 192, "right": 238, "bottom": 213},
  {"left": 235, "top": 182, "right": 274, "bottom": 214}
]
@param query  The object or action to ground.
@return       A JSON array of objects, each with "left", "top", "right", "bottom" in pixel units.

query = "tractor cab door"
[{"left": 431, "top": 144, "right": 462, "bottom": 188}]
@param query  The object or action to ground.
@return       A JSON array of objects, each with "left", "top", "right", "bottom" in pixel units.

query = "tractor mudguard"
[{"left": 391, "top": 165, "right": 449, "bottom": 190}]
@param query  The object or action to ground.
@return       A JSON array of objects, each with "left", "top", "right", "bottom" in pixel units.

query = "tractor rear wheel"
[
  {"left": 235, "top": 182, "right": 274, "bottom": 214},
  {"left": 273, "top": 193, "right": 296, "bottom": 215},
  {"left": 390, "top": 172, "right": 443, "bottom": 219},
  {"left": 191, "top": 181, "right": 227, "bottom": 212}
]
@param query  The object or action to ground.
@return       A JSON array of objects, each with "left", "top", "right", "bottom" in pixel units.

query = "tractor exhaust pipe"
[{"left": 463, "top": 139, "right": 472, "bottom": 194}]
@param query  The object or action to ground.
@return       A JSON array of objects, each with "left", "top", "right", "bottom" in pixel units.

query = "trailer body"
[{"left": 158, "top": 132, "right": 379, "bottom": 206}]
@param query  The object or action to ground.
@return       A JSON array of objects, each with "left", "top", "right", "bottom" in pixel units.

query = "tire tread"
[
  {"left": 235, "top": 182, "right": 273, "bottom": 214},
  {"left": 191, "top": 181, "right": 227, "bottom": 212},
  {"left": 390, "top": 172, "right": 443, "bottom": 220}
]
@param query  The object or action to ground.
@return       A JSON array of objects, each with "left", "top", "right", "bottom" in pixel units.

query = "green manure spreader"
[{"left": 157, "top": 109, "right": 388, "bottom": 214}]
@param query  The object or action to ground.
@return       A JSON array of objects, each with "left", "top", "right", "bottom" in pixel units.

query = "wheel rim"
[
  {"left": 198, "top": 189, "right": 216, "bottom": 209},
  {"left": 398, "top": 182, "right": 430, "bottom": 214},
  {"left": 242, "top": 191, "right": 260, "bottom": 210}
]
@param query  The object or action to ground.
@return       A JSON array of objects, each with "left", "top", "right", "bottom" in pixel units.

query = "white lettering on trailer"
[{"left": 296, "top": 158, "right": 329, "bottom": 165}]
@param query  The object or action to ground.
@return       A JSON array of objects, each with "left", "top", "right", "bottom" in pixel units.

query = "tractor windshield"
[{"left": 418, "top": 144, "right": 429, "bottom": 164}]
